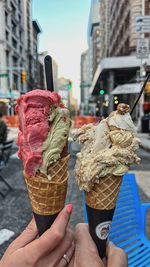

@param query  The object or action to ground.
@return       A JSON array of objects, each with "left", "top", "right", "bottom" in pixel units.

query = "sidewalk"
[
  {"left": 7, "top": 128, "right": 18, "bottom": 144},
  {"left": 138, "top": 133, "right": 150, "bottom": 151}
]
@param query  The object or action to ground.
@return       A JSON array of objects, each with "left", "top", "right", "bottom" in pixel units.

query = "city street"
[
  {"left": 0, "top": 141, "right": 150, "bottom": 256},
  {"left": 1, "top": 0, "right": 150, "bottom": 265}
]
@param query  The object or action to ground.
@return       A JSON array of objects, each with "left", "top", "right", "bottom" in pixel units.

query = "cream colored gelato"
[{"left": 75, "top": 103, "right": 140, "bottom": 192}]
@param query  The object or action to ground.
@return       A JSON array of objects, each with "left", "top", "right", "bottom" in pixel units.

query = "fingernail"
[{"left": 66, "top": 204, "right": 73, "bottom": 214}]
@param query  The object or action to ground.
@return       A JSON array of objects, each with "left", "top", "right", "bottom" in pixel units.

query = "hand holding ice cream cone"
[
  {"left": 75, "top": 103, "right": 140, "bottom": 258},
  {"left": 0, "top": 205, "right": 75, "bottom": 267},
  {"left": 16, "top": 89, "right": 71, "bottom": 236}
]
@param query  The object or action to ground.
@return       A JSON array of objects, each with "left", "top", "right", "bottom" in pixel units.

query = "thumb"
[
  {"left": 7, "top": 218, "right": 38, "bottom": 253},
  {"left": 75, "top": 223, "right": 98, "bottom": 253},
  {"left": 106, "top": 241, "right": 127, "bottom": 267},
  {"left": 75, "top": 224, "right": 104, "bottom": 267}
]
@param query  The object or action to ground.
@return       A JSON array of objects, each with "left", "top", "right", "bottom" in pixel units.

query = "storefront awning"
[
  {"left": 111, "top": 83, "right": 142, "bottom": 95},
  {"left": 90, "top": 55, "right": 150, "bottom": 95}
]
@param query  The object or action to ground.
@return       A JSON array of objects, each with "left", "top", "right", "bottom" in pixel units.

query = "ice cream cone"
[
  {"left": 75, "top": 104, "right": 140, "bottom": 259},
  {"left": 85, "top": 175, "right": 122, "bottom": 210},
  {"left": 84, "top": 175, "right": 122, "bottom": 258},
  {"left": 16, "top": 89, "right": 71, "bottom": 236},
  {"left": 24, "top": 155, "right": 70, "bottom": 235}
]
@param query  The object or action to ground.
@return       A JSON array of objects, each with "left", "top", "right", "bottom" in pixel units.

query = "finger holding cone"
[
  {"left": 85, "top": 175, "right": 122, "bottom": 258},
  {"left": 75, "top": 103, "right": 141, "bottom": 258}
]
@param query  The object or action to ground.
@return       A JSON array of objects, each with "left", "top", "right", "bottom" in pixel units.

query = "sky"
[{"left": 32, "top": 0, "right": 91, "bottom": 103}]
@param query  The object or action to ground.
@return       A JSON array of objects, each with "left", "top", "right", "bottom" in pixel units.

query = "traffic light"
[
  {"left": 21, "top": 71, "right": 27, "bottom": 82},
  {"left": 67, "top": 80, "right": 72, "bottom": 90},
  {"left": 145, "top": 82, "right": 150, "bottom": 93},
  {"left": 99, "top": 89, "right": 105, "bottom": 95}
]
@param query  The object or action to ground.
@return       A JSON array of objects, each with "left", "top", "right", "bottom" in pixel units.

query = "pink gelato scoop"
[{"left": 16, "top": 90, "right": 65, "bottom": 177}]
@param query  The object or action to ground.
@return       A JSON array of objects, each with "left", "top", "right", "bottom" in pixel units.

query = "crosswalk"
[
  {"left": 10, "top": 152, "right": 19, "bottom": 159},
  {"left": 0, "top": 229, "right": 15, "bottom": 245}
]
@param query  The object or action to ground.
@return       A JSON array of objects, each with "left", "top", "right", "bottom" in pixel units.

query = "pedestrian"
[
  {"left": 0, "top": 112, "right": 7, "bottom": 144},
  {"left": 0, "top": 204, "right": 127, "bottom": 267}
]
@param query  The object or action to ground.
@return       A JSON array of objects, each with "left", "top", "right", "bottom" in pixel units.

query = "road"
[
  {"left": 0, "top": 143, "right": 149, "bottom": 256},
  {"left": 130, "top": 148, "right": 150, "bottom": 202},
  {"left": 131, "top": 148, "right": 150, "bottom": 171}
]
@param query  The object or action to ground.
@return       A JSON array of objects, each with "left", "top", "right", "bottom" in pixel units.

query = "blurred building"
[
  {"left": 80, "top": 50, "right": 96, "bottom": 115},
  {"left": 109, "top": 0, "right": 140, "bottom": 56},
  {"left": 0, "top": 0, "right": 26, "bottom": 102},
  {"left": 80, "top": 0, "right": 100, "bottom": 115},
  {"left": 69, "top": 83, "right": 78, "bottom": 114},
  {"left": 32, "top": 20, "right": 44, "bottom": 90},
  {"left": 57, "top": 77, "right": 70, "bottom": 108},
  {"left": 80, "top": 51, "right": 88, "bottom": 104},
  {"left": 0, "top": 0, "right": 43, "bottom": 114},
  {"left": 37, "top": 61, "right": 44, "bottom": 89},
  {"left": 87, "top": 0, "right": 100, "bottom": 80},
  {"left": 23, "top": 0, "right": 33, "bottom": 92},
  {"left": 99, "top": 0, "right": 109, "bottom": 62},
  {"left": 108, "top": 0, "right": 150, "bottom": 56},
  {"left": 23, "top": 1, "right": 42, "bottom": 92},
  {"left": 57, "top": 77, "right": 77, "bottom": 112},
  {"left": 89, "top": 0, "right": 150, "bottom": 119}
]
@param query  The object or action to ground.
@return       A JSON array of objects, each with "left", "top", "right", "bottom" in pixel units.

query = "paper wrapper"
[
  {"left": 85, "top": 175, "right": 122, "bottom": 258},
  {"left": 24, "top": 155, "right": 70, "bottom": 236}
]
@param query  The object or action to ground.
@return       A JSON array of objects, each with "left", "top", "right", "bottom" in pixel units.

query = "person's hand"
[
  {"left": 0, "top": 204, "right": 75, "bottom": 267},
  {"left": 106, "top": 241, "right": 127, "bottom": 267},
  {"left": 68, "top": 223, "right": 127, "bottom": 267},
  {"left": 68, "top": 223, "right": 104, "bottom": 267}
]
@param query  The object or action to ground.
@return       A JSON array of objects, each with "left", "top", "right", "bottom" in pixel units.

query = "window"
[
  {"left": 19, "top": 14, "right": 21, "bottom": 24},
  {"left": 20, "top": 46, "right": 22, "bottom": 53},
  {"left": 12, "top": 20, "right": 17, "bottom": 35},
  {"left": 12, "top": 56, "right": 18, "bottom": 66},
  {"left": 5, "top": 30, "right": 9, "bottom": 41},
  {"left": 11, "top": 2, "right": 16, "bottom": 16},
  {"left": 28, "top": 39, "right": 31, "bottom": 50},
  {"left": 13, "top": 73, "right": 18, "bottom": 90},
  {"left": 124, "top": 37, "right": 129, "bottom": 54},
  {"left": 18, "top": 0, "right": 21, "bottom": 11},
  {"left": 12, "top": 37, "right": 17, "bottom": 49},
  {"left": 6, "top": 50, "right": 9, "bottom": 66},
  {"left": 19, "top": 30, "right": 22, "bottom": 42},
  {"left": 5, "top": 11, "right": 8, "bottom": 26}
]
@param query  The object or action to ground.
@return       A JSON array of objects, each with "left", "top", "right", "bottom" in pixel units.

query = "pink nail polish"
[{"left": 66, "top": 204, "right": 73, "bottom": 214}]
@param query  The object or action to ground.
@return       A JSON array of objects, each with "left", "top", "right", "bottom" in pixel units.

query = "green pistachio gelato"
[{"left": 39, "top": 106, "right": 71, "bottom": 176}]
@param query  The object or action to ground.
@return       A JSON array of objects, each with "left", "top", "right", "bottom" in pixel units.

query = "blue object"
[{"left": 83, "top": 173, "right": 150, "bottom": 266}]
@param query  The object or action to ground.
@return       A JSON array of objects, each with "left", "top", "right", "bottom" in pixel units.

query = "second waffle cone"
[
  {"left": 24, "top": 155, "right": 70, "bottom": 215},
  {"left": 85, "top": 175, "right": 122, "bottom": 210}
]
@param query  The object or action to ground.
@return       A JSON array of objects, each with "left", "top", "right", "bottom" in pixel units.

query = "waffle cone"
[
  {"left": 24, "top": 155, "right": 70, "bottom": 215},
  {"left": 85, "top": 175, "right": 122, "bottom": 210}
]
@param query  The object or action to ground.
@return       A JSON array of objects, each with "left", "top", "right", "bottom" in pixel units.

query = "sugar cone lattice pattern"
[
  {"left": 85, "top": 175, "right": 122, "bottom": 210},
  {"left": 24, "top": 155, "right": 70, "bottom": 215}
]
